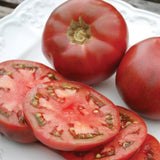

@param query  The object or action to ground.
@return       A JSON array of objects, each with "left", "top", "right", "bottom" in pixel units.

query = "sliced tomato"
[
  {"left": 130, "top": 134, "right": 160, "bottom": 160},
  {"left": 60, "top": 106, "right": 147, "bottom": 159},
  {"left": 23, "top": 81, "right": 120, "bottom": 151},
  {"left": 0, "top": 60, "right": 65, "bottom": 143},
  {"left": 83, "top": 106, "right": 147, "bottom": 159}
]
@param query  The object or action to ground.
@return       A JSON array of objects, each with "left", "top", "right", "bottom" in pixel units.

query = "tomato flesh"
[
  {"left": 42, "top": 0, "right": 128, "bottom": 84},
  {"left": 0, "top": 60, "right": 65, "bottom": 143},
  {"left": 24, "top": 81, "right": 120, "bottom": 151},
  {"left": 60, "top": 106, "right": 147, "bottom": 159},
  {"left": 130, "top": 134, "right": 160, "bottom": 160}
]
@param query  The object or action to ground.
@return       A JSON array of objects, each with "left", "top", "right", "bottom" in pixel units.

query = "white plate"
[{"left": 0, "top": 0, "right": 160, "bottom": 159}]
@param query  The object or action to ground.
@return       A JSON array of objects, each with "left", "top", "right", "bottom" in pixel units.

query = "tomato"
[
  {"left": 61, "top": 106, "right": 147, "bottom": 160},
  {"left": 0, "top": 60, "right": 65, "bottom": 143},
  {"left": 116, "top": 37, "right": 160, "bottom": 120},
  {"left": 83, "top": 106, "right": 147, "bottom": 159},
  {"left": 60, "top": 106, "right": 147, "bottom": 159},
  {"left": 23, "top": 81, "right": 120, "bottom": 151},
  {"left": 130, "top": 134, "right": 160, "bottom": 160},
  {"left": 42, "top": 0, "right": 128, "bottom": 85}
]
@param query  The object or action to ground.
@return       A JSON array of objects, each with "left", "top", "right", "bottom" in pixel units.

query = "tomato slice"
[
  {"left": 130, "top": 134, "right": 160, "bottom": 160},
  {"left": 23, "top": 81, "right": 120, "bottom": 151},
  {"left": 60, "top": 106, "right": 147, "bottom": 159},
  {"left": 0, "top": 60, "right": 65, "bottom": 143},
  {"left": 84, "top": 106, "right": 147, "bottom": 159}
]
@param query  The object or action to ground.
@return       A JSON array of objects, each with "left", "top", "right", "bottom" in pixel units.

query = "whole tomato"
[
  {"left": 42, "top": 0, "right": 128, "bottom": 85},
  {"left": 116, "top": 37, "right": 160, "bottom": 120}
]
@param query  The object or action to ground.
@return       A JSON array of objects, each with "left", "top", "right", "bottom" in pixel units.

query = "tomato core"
[{"left": 67, "top": 17, "right": 91, "bottom": 45}]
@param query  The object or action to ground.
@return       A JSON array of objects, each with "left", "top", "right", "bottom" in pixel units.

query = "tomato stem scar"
[{"left": 67, "top": 17, "right": 92, "bottom": 45}]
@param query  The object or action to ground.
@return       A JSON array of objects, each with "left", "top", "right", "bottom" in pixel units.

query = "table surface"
[{"left": 0, "top": 0, "right": 159, "bottom": 19}]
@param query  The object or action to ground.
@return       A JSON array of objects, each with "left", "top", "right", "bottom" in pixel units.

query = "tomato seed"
[
  {"left": 104, "top": 114, "right": 113, "bottom": 129},
  {"left": 35, "top": 113, "right": 46, "bottom": 127},
  {"left": 0, "top": 87, "right": 10, "bottom": 92},
  {"left": 13, "top": 64, "right": 38, "bottom": 71},
  {"left": 47, "top": 73, "right": 57, "bottom": 80},
  {"left": 47, "top": 87, "right": 54, "bottom": 93},
  {"left": 95, "top": 154, "right": 102, "bottom": 159},
  {"left": 105, "top": 114, "right": 112, "bottom": 120},
  {"left": 120, "top": 113, "right": 133, "bottom": 129},
  {"left": 106, "top": 120, "right": 113, "bottom": 129},
  {"left": 125, "top": 121, "right": 132, "bottom": 126},
  {"left": 17, "top": 110, "right": 25, "bottom": 124},
  {"left": 78, "top": 106, "right": 89, "bottom": 115},
  {"left": 0, "top": 68, "right": 12, "bottom": 77},
  {"left": 69, "top": 127, "right": 101, "bottom": 139},
  {"left": 7, "top": 71, "right": 12, "bottom": 75},
  {"left": 47, "top": 87, "right": 65, "bottom": 103},
  {"left": 95, "top": 146, "right": 115, "bottom": 158},
  {"left": 31, "top": 99, "right": 38, "bottom": 107},
  {"left": 87, "top": 94, "right": 105, "bottom": 108},
  {"left": 52, "top": 131, "right": 62, "bottom": 137},
  {"left": 0, "top": 110, "right": 11, "bottom": 117},
  {"left": 62, "top": 84, "right": 73, "bottom": 89},
  {"left": 93, "top": 109, "right": 100, "bottom": 114},
  {"left": 50, "top": 126, "right": 63, "bottom": 137},
  {"left": 61, "top": 84, "right": 79, "bottom": 91},
  {"left": 146, "top": 152, "right": 153, "bottom": 159},
  {"left": 122, "top": 141, "right": 133, "bottom": 149},
  {"left": 31, "top": 94, "right": 41, "bottom": 107}
]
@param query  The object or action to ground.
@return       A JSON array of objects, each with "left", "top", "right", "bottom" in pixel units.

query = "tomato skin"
[
  {"left": 130, "top": 134, "right": 160, "bottom": 160},
  {"left": 60, "top": 106, "right": 147, "bottom": 160},
  {"left": 24, "top": 81, "right": 120, "bottom": 151},
  {"left": 42, "top": 0, "right": 128, "bottom": 85},
  {"left": 0, "top": 60, "right": 65, "bottom": 143},
  {"left": 0, "top": 121, "right": 35, "bottom": 143},
  {"left": 60, "top": 151, "right": 88, "bottom": 160},
  {"left": 116, "top": 37, "right": 160, "bottom": 120}
]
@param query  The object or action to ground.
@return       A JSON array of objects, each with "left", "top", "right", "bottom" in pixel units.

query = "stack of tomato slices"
[
  {"left": 0, "top": 60, "right": 65, "bottom": 143},
  {"left": 60, "top": 107, "right": 158, "bottom": 160},
  {"left": 0, "top": 60, "right": 159, "bottom": 159}
]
